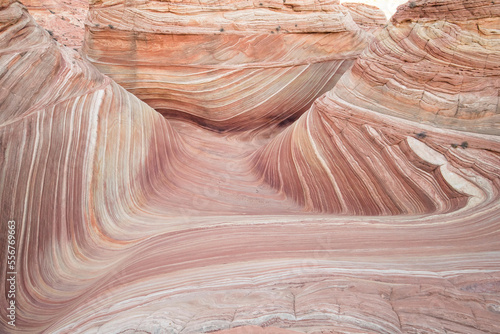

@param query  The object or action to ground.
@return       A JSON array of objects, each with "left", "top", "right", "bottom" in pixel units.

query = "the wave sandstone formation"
[
  {"left": 252, "top": 0, "right": 500, "bottom": 213},
  {"left": 1, "top": 0, "right": 500, "bottom": 334},
  {"left": 82, "top": 0, "right": 372, "bottom": 131},
  {"left": 341, "top": 2, "right": 387, "bottom": 33},
  {"left": 19, "top": 0, "right": 87, "bottom": 49},
  {"left": 352, "top": 0, "right": 500, "bottom": 134}
]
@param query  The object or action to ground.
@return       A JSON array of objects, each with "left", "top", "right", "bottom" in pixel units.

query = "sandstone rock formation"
[
  {"left": 343, "top": 0, "right": 500, "bottom": 134},
  {"left": 82, "top": 0, "right": 371, "bottom": 131},
  {"left": 20, "top": 0, "right": 87, "bottom": 49},
  {"left": 340, "top": 0, "right": 408, "bottom": 20},
  {"left": 341, "top": 2, "right": 387, "bottom": 33},
  {"left": 1, "top": 1, "right": 500, "bottom": 334},
  {"left": 252, "top": 0, "right": 500, "bottom": 213},
  {"left": 392, "top": 0, "right": 500, "bottom": 24}
]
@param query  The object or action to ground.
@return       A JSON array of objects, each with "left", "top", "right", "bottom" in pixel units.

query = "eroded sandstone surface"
[
  {"left": 0, "top": 0, "right": 500, "bottom": 333},
  {"left": 341, "top": 2, "right": 387, "bottom": 33},
  {"left": 82, "top": 0, "right": 376, "bottom": 131},
  {"left": 20, "top": 0, "right": 87, "bottom": 49}
]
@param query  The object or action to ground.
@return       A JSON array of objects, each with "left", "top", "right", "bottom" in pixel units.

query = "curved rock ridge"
[
  {"left": 82, "top": 0, "right": 371, "bottom": 131},
  {"left": 334, "top": 2, "right": 500, "bottom": 134},
  {"left": 392, "top": 0, "right": 500, "bottom": 24},
  {"left": 0, "top": 4, "right": 106, "bottom": 125},
  {"left": 251, "top": 89, "right": 500, "bottom": 214},
  {"left": 334, "top": 2, "right": 500, "bottom": 135},
  {"left": 341, "top": 2, "right": 387, "bottom": 33},
  {"left": 251, "top": 0, "right": 500, "bottom": 214}
]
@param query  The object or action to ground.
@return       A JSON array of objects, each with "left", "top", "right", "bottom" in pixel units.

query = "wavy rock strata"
[
  {"left": 346, "top": 0, "right": 500, "bottom": 134},
  {"left": 252, "top": 0, "right": 500, "bottom": 214},
  {"left": 1, "top": 1, "right": 500, "bottom": 334},
  {"left": 82, "top": 0, "right": 371, "bottom": 131},
  {"left": 341, "top": 2, "right": 387, "bottom": 33}
]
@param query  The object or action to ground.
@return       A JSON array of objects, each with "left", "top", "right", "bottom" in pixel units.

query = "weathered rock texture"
[
  {"left": 252, "top": 0, "right": 500, "bottom": 213},
  {"left": 339, "top": 0, "right": 408, "bottom": 20},
  {"left": 352, "top": 0, "right": 500, "bottom": 134},
  {"left": 392, "top": 0, "right": 500, "bottom": 23},
  {"left": 82, "top": 0, "right": 372, "bottom": 131},
  {"left": 20, "top": 0, "right": 87, "bottom": 49},
  {"left": 342, "top": 2, "right": 387, "bottom": 33},
  {"left": 1, "top": 1, "right": 500, "bottom": 334}
]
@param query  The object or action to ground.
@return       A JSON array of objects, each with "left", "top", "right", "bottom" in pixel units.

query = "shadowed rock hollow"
[{"left": 82, "top": 0, "right": 375, "bottom": 132}]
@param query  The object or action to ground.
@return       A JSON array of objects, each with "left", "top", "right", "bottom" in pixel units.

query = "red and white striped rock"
[
  {"left": 82, "top": 0, "right": 370, "bottom": 131},
  {"left": 335, "top": 0, "right": 500, "bottom": 134},
  {"left": 392, "top": 0, "right": 500, "bottom": 24},
  {"left": 1, "top": 1, "right": 500, "bottom": 334},
  {"left": 342, "top": 2, "right": 387, "bottom": 33},
  {"left": 252, "top": 0, "right": 500, "bottom": 213}
]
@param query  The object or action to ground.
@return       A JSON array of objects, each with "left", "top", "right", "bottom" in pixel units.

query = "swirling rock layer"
[
  {"left": 82, "top": 0, "right": 370, "bottom": 131},
  {"left": 252, "top": 0, "right": 500, "bottom": 213},
  {"left": 342, "top": 2, "right": 387, "bottom": 33},
  {"left": 1, "top": 1, "right": 500, "bottom": 334},
  {"left": 392, "top": 0, "right": 500, "bottom": 23},
  {"left": 342, "top": 0, "right": 500, "bottom": 134}
]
